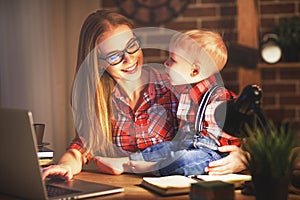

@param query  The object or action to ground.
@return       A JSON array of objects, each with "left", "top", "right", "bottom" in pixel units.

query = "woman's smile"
[{"left": 122, "top": 63, "right": 139, "bottom": 74}]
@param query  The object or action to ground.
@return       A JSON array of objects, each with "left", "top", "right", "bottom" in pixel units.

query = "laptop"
[{"left": 0, "top": 108, "right": 124, "bottom": 200}]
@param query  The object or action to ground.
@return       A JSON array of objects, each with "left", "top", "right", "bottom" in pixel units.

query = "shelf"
[{"left": 258, "top": 62, "right": 300, "bottom": 69}]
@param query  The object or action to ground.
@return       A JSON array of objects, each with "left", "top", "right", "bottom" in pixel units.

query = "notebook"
[{"left": 0, "top": 108, "right": 124, "bottom": 200}]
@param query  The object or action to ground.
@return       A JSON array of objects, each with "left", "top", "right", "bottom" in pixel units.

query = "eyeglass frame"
[{"left": 98, "top": 36, "right": 141, "bottom": 66}]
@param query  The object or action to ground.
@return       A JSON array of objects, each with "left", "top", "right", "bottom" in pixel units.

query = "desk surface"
[
  {"left": 76, "top": 171, "right": 300, "bottom": 200},
  {"left": 76, "top": 171, "right": 253, "bottom": 200},
  {"left": 1, "top": 171, "right": 300, "bottom": 199}
]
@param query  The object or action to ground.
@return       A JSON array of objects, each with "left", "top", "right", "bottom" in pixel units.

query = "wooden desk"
[
  {"left": 1, "top": 171, "right": 300, "bottom": 199},
  {"left": 75, "top": 171, "right": 300, "bottom": 200},
  {"left": 75, "top": 171, "right": 255, "bottom": 200}
]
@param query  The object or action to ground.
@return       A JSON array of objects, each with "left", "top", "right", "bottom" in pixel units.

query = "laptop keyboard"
[{"left": 46, "top": 185, "right": 80, "bottom": 198}]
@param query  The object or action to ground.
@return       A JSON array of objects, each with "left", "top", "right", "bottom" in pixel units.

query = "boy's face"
[{"left": 164, "top": 51, "right": 194, "bottom": 85}]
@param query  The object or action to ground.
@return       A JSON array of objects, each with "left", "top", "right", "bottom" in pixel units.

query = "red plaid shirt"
[
  {"left": 69, "top": 66, "right": 179, "bottom": 154},
  {"left": 174, "top": 75, "right": 240, "bottom": 146}
]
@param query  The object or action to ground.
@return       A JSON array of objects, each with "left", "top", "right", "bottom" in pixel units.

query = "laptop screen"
[
  {"left": 0, "top": 108, "right": 124, "bottom": 200},
  {"left": 0, "top": 108, "right": 48, "bottom": 199}
]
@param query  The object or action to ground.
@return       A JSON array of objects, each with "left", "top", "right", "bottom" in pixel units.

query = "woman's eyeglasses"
[{"left": 99, "top": 37, "right": 141, "bottom": 66}]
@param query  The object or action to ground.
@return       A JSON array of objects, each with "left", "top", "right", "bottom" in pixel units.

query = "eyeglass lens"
[{"left": 106, "top": 38, "right": 140, "bottom": 66}]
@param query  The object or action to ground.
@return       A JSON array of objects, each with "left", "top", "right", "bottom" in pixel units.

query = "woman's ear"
[{"left": 190, "top": 63, "right": 200, "bottom": 77}]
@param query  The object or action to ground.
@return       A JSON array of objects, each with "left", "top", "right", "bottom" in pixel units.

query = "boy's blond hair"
[{"left": 169, "top": 29, "right": 228, "bottom": 71}]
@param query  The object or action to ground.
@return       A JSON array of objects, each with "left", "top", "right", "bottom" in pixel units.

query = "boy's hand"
[{"left": 93, "top": 156, "right": 130, "bottom": 175}]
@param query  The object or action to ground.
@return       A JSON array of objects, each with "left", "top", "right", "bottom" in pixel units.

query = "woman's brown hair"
[{"left": 73, "top": 10, "right": 133, "bottom": 157}]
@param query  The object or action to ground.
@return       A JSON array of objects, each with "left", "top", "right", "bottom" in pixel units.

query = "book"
[
  {"left": 37, "top": 146, "right": 54, "bottom": 159},
  {"left": 38, "top": 158, "right": 53, "bottom": 166},
  {"left": 141, "top": 175, "right": 197, "bottom": 195},
  {"left": 141, "top": 174, "right": 251, "bottom": 196},
  {"left": 191, "top": 174, "right": 251, "bottom": 188},
  {"left": 192, "top": 173, "right": 251, "bottom": 183}
]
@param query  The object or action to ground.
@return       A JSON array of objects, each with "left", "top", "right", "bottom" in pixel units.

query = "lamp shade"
[{"left": 260, "top": 33, "right": 282, "bottom": 64}]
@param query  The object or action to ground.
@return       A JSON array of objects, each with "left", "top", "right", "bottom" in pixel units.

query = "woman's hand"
[
  {"left": 205, "top": 145, "right": 248, "bottom": 175},
  {"left": 42, "top": 164, "right": 73, "bottom": 181},
  {"left": 41, "top": 149, "right": 83, "bottom": 180}
]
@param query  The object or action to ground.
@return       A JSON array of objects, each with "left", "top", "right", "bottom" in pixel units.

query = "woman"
[
  {"left": 42, "top": 10, "right": 247, "bottom": 180},
  {"left": 42, "top": 9, "right": 178, "bottom": 180}
]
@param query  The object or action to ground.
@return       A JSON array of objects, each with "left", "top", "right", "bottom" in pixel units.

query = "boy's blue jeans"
[{"left": 129, "top": 135, "right": 226, "bottom": 176}]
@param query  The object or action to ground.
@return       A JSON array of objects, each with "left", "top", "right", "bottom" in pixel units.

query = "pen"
[{"left": 188, "top": 175, "right": 204, "bottom": 181}]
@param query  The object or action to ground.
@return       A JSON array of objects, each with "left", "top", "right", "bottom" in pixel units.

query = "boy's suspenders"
[
  {"left": 194, "top": 85, "right": 223, "bottom": 134},
  {"left": 194, "top": 85, "right": 241, "bottom": 149}
]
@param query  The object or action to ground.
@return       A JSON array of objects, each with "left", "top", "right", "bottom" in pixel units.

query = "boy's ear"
[{"left": 190, "top": 63, "right": 200, "bottom": 77}]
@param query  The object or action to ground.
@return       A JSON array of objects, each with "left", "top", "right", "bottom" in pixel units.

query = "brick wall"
[
  {"left": 101, "top": 0, "right": 300, "bottom": 126},
  {"left": 259, "top": 0, "right": 300, "bottom": 35},
  {"left": 102, "top": 0, "right": 238, "bottom": 64},
  {"left": 259, "top": 63, "right": 300, "bottom": 123}
]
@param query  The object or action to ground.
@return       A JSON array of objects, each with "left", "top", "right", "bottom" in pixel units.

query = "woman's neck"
[{"left": 119, "top": 69, "right": 149, "bottom": 109}]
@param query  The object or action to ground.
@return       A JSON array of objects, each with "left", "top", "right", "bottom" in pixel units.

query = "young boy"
[{"left": 128, "top": 29, "right": 240, "bottom": 176}]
